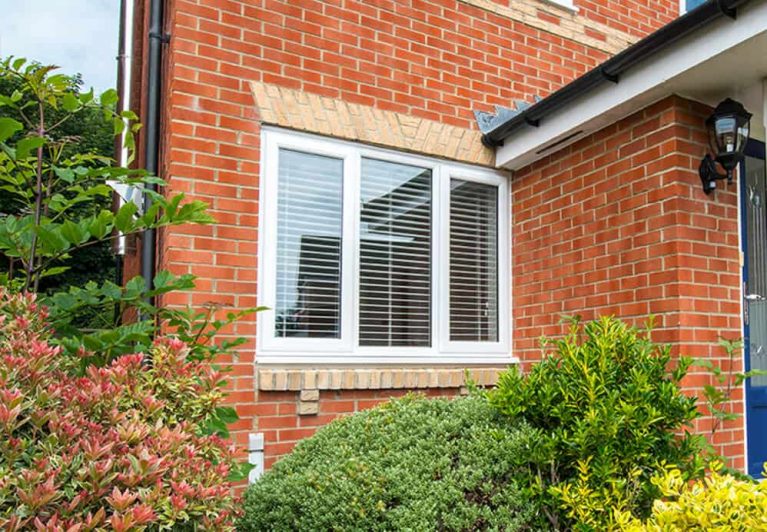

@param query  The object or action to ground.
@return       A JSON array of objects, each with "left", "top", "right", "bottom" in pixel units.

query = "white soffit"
[{"left": 495, "top": 0, "right": 767, "bottom": 170}]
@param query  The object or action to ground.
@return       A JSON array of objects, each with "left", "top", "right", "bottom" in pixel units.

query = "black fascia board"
[{"left": 481, "top": 0, "right": 751, "bottom": 147}]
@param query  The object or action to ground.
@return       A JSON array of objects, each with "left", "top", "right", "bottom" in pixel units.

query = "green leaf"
[
  {"left": 79, "top": 89, "right": 94, "bottom": 104},
  {"left": 146, "top": 272, "right": 195, "bottom": 297},
  {"left": 114, "top": 201, "right": 138, "bottom": 233},
  {"left": 36, "top": 225, "right": 70, "bottom": 254},
  {"left": 60, "top": 220, "right": 90, "bottom": 245},
  {"left": 228, "top": 461, "right": 255, "bottom": 482},
  {"left": 120, "top": 109, "right": 139, "bottom": 121},
  {"left": 215, "top": 406, "right": 239, "bottom": 424},
  {"left": 176, "top": 200, "right": 215, "bottom": 224},
  {"left": 124, "top": 275, "right": 147, "bottom": 297},
  {"left": 113, "top": 116, "right": 125, "bottom": 135},
  {"left": 88, "top": 210, "right": 114, "bottom": 239},
  {"left": 153, "top": 270, "right": 173, "bottom": 289},
  {"left": 38, "top": 266, "right": 70, "bottom": 278},
  {"left": 62, "top": 91, "right": 79, "bottom": 112},
  {"left": 50, "top": 292, "right": 77, "bottom": 311},
  {"left": 0, "top": 117, "right": 23, "bottom": 143},
  {"left": 100, "top": 88, "right": 118, "bottom": 107},
  {"left": 203, "top": 417, "right": 230, "bottom": 438},
  {"left": 140, "top": 175, "right": 166, "bottom": 186},
  {"left": 82, "top": 334, "right": 105, "bottom": 352},
  {"left": 53, "top": 166, "right": 76, "bottom": 183},
  {"left": 15, "top": 136, "right": 46, "bottom": 159}
]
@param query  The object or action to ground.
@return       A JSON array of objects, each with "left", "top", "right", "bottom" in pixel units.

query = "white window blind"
[
  {"left": 359, "top": 158, "right": 432, "bottom": 347},
  {"left": 274, "top": 149, "right": 343, "bottom": 338},
  {"left": 449, "top": 179, "right": 499, "bottom": 342}
]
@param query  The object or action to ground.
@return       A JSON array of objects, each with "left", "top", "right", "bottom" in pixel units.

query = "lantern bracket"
[{"left": 699, "top": 154, "right": 731, "bottom": 195}]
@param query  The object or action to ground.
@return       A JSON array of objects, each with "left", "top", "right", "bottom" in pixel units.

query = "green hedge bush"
[
  {"left": 239, "top": 396, "right": 540, "bottom": 531},
  {"left": 489, "top": 316, "right": 707, "bottom": 530}
]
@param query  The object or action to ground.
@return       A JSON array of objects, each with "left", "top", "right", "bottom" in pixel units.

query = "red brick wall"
[
  {"left": 512, "top": 95, "right": 745, "bottom": 466},
  {"left": 133, "top": 0, "right": 681, "bottom": 467},
  {"left": 484, "top": 0, "right": 678, "bottom": 40},
  {"left": 575, "top": 0, "right": 678, "bottom": 37}
]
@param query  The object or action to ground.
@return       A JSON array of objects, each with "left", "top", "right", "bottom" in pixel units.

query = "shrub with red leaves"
[{"left": 0, "top": 289, "right": 240, "bottom": 530}]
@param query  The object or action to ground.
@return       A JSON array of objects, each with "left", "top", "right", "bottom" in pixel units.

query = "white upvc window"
[
  {"left": 257, "top": 128, "right": 512, "bottom": 364},
  {"left": 680, "top": 0, "right": 705, "bottom": 14},
  {"left": 547, "top": 0, "right": 577, "bottom": 11}
]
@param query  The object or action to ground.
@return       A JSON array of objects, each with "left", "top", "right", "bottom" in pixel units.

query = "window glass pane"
[
  {"left": 450, "top": 179, "right": 499, "bottom": 342},
  {"left": 359, "top": 159, "right": 432, "bottom": 347},
  {"left": 275, "top": 149, "right": 343, "bottom": 338}
]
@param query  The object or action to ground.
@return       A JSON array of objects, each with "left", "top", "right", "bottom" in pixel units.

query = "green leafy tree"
[
  {"left": 0, "top": 60, "right": 262, "bottom": 520},
  {"left": 0, "top": 57, "right": 223, "bottom": 363},
  {"left": 0, "top": 66, "right": 115, "bottom": 296},
  {"left": 0, "top": 58, "right": 263, "bottom": 443}
]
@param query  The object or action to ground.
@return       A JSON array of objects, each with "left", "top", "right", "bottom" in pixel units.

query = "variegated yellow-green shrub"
[
  {"left": 617, "top": 462, "right": 767, "bottom": 531},
  {"left": 488, "top": 317, "right": 706, "bottom": 530}
]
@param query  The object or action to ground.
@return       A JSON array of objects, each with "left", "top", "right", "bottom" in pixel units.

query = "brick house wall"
[
  {"left": 512, "top": 95, "right": 744, "bottom": 466},
  {"left": 128, "top": 0, "right": 684, "bottom": 469}
]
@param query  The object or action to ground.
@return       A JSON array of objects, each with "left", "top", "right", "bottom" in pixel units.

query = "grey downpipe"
[{"left": 142, "top": 0, "right": 166, "bottom": 297}]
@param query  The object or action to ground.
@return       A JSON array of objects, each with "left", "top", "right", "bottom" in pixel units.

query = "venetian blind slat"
[
  {"left": 359, "top": 158, "right": 432, "bottom": 347},
  {"left": 275, "top": 149, "right": 343, "bottom": 338},
  {"left": 450, "top": 179, "right": 499, "bottom": 342}
]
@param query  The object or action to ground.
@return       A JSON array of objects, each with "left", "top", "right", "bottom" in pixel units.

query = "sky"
[{"left": 0, "top": 0, "right": 121, "bottom": 93}]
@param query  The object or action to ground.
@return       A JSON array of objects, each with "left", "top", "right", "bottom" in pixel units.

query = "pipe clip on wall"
[
  {"left": 248, "top": 433, "right": 265, "bottom": 484},
  {"left": 148, "top": 30, "right": 171, "bottom": 43}
]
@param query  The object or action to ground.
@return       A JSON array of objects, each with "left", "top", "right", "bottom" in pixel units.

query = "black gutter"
[
  {"left": 481, "top": 0, "right": 751, "bottom": 147},
  {"left": 142, "top": 0, "right": 167, "bottom": 296}
]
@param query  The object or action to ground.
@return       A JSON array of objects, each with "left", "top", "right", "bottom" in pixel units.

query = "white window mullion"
[
  {"left": 257, "top": 134, "right": 278, "bottom": 351},
  {"left": 348, "top": 151, "right": 362, "bottom": 353},
  {"left": 436, "top": 165, "right": 450, "bottom": 354},
  {"left": 499, "top": 177, "right": 511, "bottom": 353}
]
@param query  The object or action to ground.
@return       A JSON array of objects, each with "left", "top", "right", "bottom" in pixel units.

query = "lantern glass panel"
[
  {"left": 737, "top": 120, "right": 750, "bottom": 152},
  {"left": 714, "top": 116, "right": 737, "bottom": 153}
]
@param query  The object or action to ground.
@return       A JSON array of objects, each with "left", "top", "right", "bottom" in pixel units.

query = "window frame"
[
  {"left": 257, "top": 127, "right": 513, "bottom": 365},
  {"left": 547, "top": 0, "right": 576, "bottom": 11},
  {"left": 679, "top": 0, "right": 705, "bottom": 14}
]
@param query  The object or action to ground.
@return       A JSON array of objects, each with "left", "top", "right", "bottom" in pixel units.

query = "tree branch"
[{"left": 24, "top": 101, "right": 45, "bottom": 293}]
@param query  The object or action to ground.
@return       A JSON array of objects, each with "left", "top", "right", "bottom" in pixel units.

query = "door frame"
[{"left": 740, "top": 137, "right": 766, "bottom": 477}]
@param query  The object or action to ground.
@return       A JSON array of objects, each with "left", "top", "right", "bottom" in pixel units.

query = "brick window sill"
[{"left": 257, "top": 367, "right": 507, "bottom": 392}]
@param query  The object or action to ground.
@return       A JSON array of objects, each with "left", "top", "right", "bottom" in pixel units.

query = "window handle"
[{"left": 745, "top": 294, "right": 765, "bottom": 301}]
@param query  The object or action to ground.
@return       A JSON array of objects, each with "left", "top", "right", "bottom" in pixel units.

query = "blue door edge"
[
  {"left": 741, "top": 138, "right": 766, "bottom": 477},
  {"left": 745, "top": 139, "right": 766, "bottom": 160}
]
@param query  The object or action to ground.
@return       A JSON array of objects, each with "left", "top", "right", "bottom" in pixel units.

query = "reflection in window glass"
[
  {"left": 450, "top": 180, "right": 498, "bottom": 342},
  {"left": 359, "top": 159, "right": 432, "bottom": 347},
  {"left": 275, "top": 149, "right": 343, "bottom": 338}
]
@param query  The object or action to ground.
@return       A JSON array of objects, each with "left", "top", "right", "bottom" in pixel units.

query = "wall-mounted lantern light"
[{"left": 699, "top": 98, "right": 752, "bottom": 195}]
